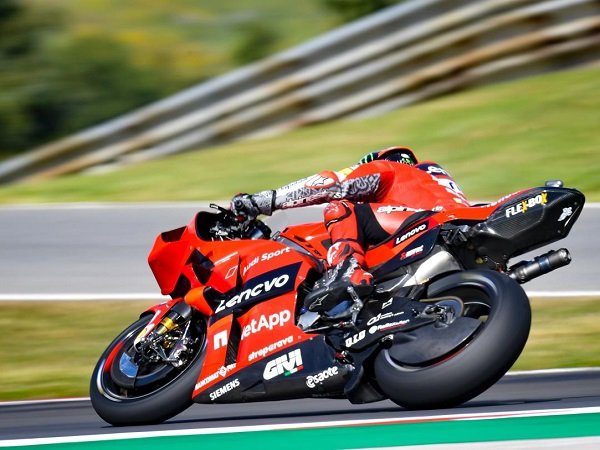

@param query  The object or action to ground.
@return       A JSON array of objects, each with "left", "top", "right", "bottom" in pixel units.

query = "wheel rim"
[
  {"left": 96, "top": 316, "right": 205, "bottom": 401},
  {"left": 386, "top": 286, "right": 492, "bottom": 371}
]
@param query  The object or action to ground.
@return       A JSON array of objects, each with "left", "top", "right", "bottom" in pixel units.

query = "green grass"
[
  {"left": 0, "top": 298, "right": 598, "bottom": 401},
  {"left": 513, "top": 297, "right": 600, "bottom": 370},
  {"left": 0, "top": 66, "right": 599, "bottom": 204}
]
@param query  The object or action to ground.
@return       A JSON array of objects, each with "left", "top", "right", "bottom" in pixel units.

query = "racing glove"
[{"left": 230, "top": 190, "right": 275, "bottom": 219}]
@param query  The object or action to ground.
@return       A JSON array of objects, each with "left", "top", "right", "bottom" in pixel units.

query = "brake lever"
[{"left": 209, "top": 203, "right": 230, "bottom": 214}]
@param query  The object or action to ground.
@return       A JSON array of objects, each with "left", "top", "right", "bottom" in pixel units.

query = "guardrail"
[{"left": 1, "top": 0, "right": 598, "bottom": 184}]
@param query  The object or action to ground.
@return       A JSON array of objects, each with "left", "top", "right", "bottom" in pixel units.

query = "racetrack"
[
  {"left": 0, "top": 203, "right": 598, "bottom": 299},
  {"left": 1, "top": 369, "right": 599, "bottom": 445}
]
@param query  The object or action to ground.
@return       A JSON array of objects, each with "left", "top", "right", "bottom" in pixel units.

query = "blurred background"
[
  {"left": 0, "top": 0, "right": 599, "bottom": 405},
  {"left": 0, "top": 0, "right": 385, "bottom": 161},
  {"left": 0, "top": 0, "right": 598, "bottom": 199}
]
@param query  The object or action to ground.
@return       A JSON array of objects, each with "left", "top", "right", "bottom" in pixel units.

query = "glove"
[
  {"left": 231, "top": 194, "right": 260, "bottom": 219},
  {"left": 230, "top": 190, "right": 275, "bottom": 219}
]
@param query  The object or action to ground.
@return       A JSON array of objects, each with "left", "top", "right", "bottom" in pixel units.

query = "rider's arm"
[
  {"left": 234, "top": 162, "right": 395, "bottom": 216},
  {"left": 273, "top": 163, "right": 392, "bottom": 209},
  {"left": 232, "top": 161, "right": 394, "bottom": 216}
]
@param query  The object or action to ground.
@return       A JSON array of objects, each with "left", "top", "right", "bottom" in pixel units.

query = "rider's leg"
[
  {"left": 305, "top": 201, "right": 418, "bottom": 314},
  {"left": 306, "top": 200, "right": 373, "bottom": 313}
]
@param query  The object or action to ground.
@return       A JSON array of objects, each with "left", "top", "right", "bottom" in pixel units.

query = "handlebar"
[{"left": 208, "top": 203, "right": 271, "bottom": 240}]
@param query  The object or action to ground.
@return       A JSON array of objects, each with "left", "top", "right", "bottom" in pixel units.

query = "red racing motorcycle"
[{"left": 90, "top": 182, "right": 584, "bottom": 425}]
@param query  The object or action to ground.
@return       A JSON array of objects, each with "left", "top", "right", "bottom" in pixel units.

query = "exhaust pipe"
[{"left": 507, "top": 248, "right": 571, "bottom": 284}]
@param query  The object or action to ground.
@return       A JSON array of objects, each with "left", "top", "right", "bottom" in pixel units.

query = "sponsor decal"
[
  {"left": 401, "top": 245, "right": 424, "bottom": 260},
  {"left": 395, "top": 223, "right": 428, "bottom": 245},
  {"left": 215, "top": 263, "right": 299, "bottom": 314},
  {"left": 369, "top": 319, "right": 410, "bottom": 335},
  {"left": 344, "top": 329, "right": 366, "bottom": 348},
  {"left": 366, "top": 311, "right": 405, "bottom": 326},
  {"left": 432, "top": 176, "right": 465, "bottom": 199},
  {"left": 225, "top": 266, "right": 237, "bottom": 279},
  {"left": 263, "top": 349, "right": 303, "bottom": 380},
  {"left": 426, "top": 165, "right": 449, "bottom": 176},
  {"left": 242, "top": 310, "right": 292, "bottom": 339},
  {"left": 209, "top": 378, "right": 240, "bottom": 401},
  {"left": 505, "top": 192, "right": 548, "bottom": 218},
  {"left": 242, "top": 247, "right": 292, "bottom": 276},
  {"left": 195, "top": 363, "right": 236, "bottom": 390},
  {"left": 305, "top": 174, "right": 337, "bottom": 188},
  {"left": 213, "top": 330, "right": 228, "bottom": 350},
  {"left": 214, "top": 253, "right": 237, "bottom": 265},
  {"left": 382, "top": 298, "right": 393, "bottom": 309},
  {"left": 306, "top": 367, "right": 339, "bottom": 388},
  {"left": 248, "top": 336, "right": 294, "bottom": 361},
  {"left": 376, "top": 205, "right": 422, "bottom": 214},
  {"left": 558, "top": 207, "right": 573, "bottom": 222}
]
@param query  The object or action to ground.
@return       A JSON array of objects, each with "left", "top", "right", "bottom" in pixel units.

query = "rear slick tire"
[
  {"left": 374, "top": 270, "right": 531, "bottom": 410},
  {"left": 90, "top": 315, "right": 205, "bottom": 426}
]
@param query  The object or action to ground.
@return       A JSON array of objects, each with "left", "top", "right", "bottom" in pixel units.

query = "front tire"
[
  {"left": 90, "top": 314, "right": 206, "bottom": 425},
  {"left": 374, "top": 270, "right": 531, "bottom": 409}
]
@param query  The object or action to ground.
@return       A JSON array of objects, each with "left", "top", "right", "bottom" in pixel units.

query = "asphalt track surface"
[
  {"left": 0, "top": 203, "right": 598, "bottom": 298},
  {"left": 1, "top": 369, "right": 599, "bottom": 442}
]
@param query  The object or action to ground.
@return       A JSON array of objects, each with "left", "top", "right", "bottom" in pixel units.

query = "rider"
[{"left": 231, "top": 146, "right": 470, "bottom": 317}]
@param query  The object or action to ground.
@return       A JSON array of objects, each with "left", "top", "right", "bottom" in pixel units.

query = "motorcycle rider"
[{"left": 231, "top": 146, "right": 470, "bottom": 318}]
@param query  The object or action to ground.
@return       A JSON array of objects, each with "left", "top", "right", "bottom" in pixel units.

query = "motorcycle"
[{"left": 90, "top": 180, "right": 584, "bottom": 425}]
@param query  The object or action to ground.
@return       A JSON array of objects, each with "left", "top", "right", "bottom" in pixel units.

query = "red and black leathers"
[{"left": 241, "top": 159, "right": 470, "bottom": 269}]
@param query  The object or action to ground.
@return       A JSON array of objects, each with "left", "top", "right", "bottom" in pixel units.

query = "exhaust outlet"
[{"left": 507, "top": 248, "right": 571, "bottom": 284}]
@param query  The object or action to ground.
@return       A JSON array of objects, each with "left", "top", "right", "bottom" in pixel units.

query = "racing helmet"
[{"left": 359, "top": 146, "right": 418, "bottom": 165}]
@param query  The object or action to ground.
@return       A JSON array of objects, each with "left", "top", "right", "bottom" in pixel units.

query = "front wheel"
[
  {"left": 90, "top": 313, "right": 206, "bottom": 425},
  {"left": 374, "top": 270, "right": 531, "bottom": 409}
]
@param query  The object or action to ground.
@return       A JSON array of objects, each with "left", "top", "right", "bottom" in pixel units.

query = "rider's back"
[{"left": 348, "top": 160, "right": 470, "bottom": 210}]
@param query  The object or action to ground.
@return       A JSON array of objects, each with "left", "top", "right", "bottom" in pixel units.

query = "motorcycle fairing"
[
  {"left": 193, "top": 337, "right": 351, "bottom": 403},
  {"left": 192, "top": 314, "right": 235, "bottom": 395},
  {"left": 148, "top": 227, "right": 194, "bottom": 295},
  {"left": 192, "top": 291, "right": 315, "bottom": 399},
  {"left": 469, "top": 187, "right": 585, "bottom": 262},
  {"left": 368, "top": 225, "right": 440, "bottom": 280},
  {"left": 211, "top": 262, "right": 302, "bottom": 317},
  {"left": 191, "top": 243, "right": 319, "bottom": 400}
]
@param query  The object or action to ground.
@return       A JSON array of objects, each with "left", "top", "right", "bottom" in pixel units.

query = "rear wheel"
[
  {"left": 374, "top": 270, "right": 531, "bottom": 409},
  {"left": 90, "top": 313, "right": 206, "bottom": 425}
]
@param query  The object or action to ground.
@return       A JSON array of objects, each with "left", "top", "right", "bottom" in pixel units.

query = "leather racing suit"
[{"left": 232, "top": 152, "right": 469, "bottom": 314}]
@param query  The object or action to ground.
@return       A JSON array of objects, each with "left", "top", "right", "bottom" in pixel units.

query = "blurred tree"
[
  {"left": 0, "top": 1, "right": 335, "bottom": 157},
  {"left": 0, "top": 2, "right": 167, "bottom": 155},
  {"left": 27, "top": 34, "right": 168, "bottom": 140},
  {"left": 321, "top": 0, "right": 402, "bottom": 22},
  {"left": 0, "top": 0, "right": 62, "bottom": 154},
  {"left": 232, "top": 20, "right": 279, "bottom": 65}
]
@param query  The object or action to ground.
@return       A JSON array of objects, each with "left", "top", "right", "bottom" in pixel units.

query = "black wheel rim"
[
  {"left": 388, "top": 286, "right": 491, "bottom": 370},
  {"left": 96, "top": 316, "right": 205, "bottom": 401}
]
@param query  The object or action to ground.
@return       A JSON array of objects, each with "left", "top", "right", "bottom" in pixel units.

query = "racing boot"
[{"left": 304, "top": 242, "right": 373, "bottom": 318}]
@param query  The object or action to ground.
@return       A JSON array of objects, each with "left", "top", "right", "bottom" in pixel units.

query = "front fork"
[{"left": 133, "top": 299, "right": 195, "bottom": 367}]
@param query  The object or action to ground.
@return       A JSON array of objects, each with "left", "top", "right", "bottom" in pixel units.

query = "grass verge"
[
  {"left": 0, "top": 297, "right": 598, "bottom": 401},
  {"left": 0, "top": 66, "right": 599, "bottom": 204}
]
